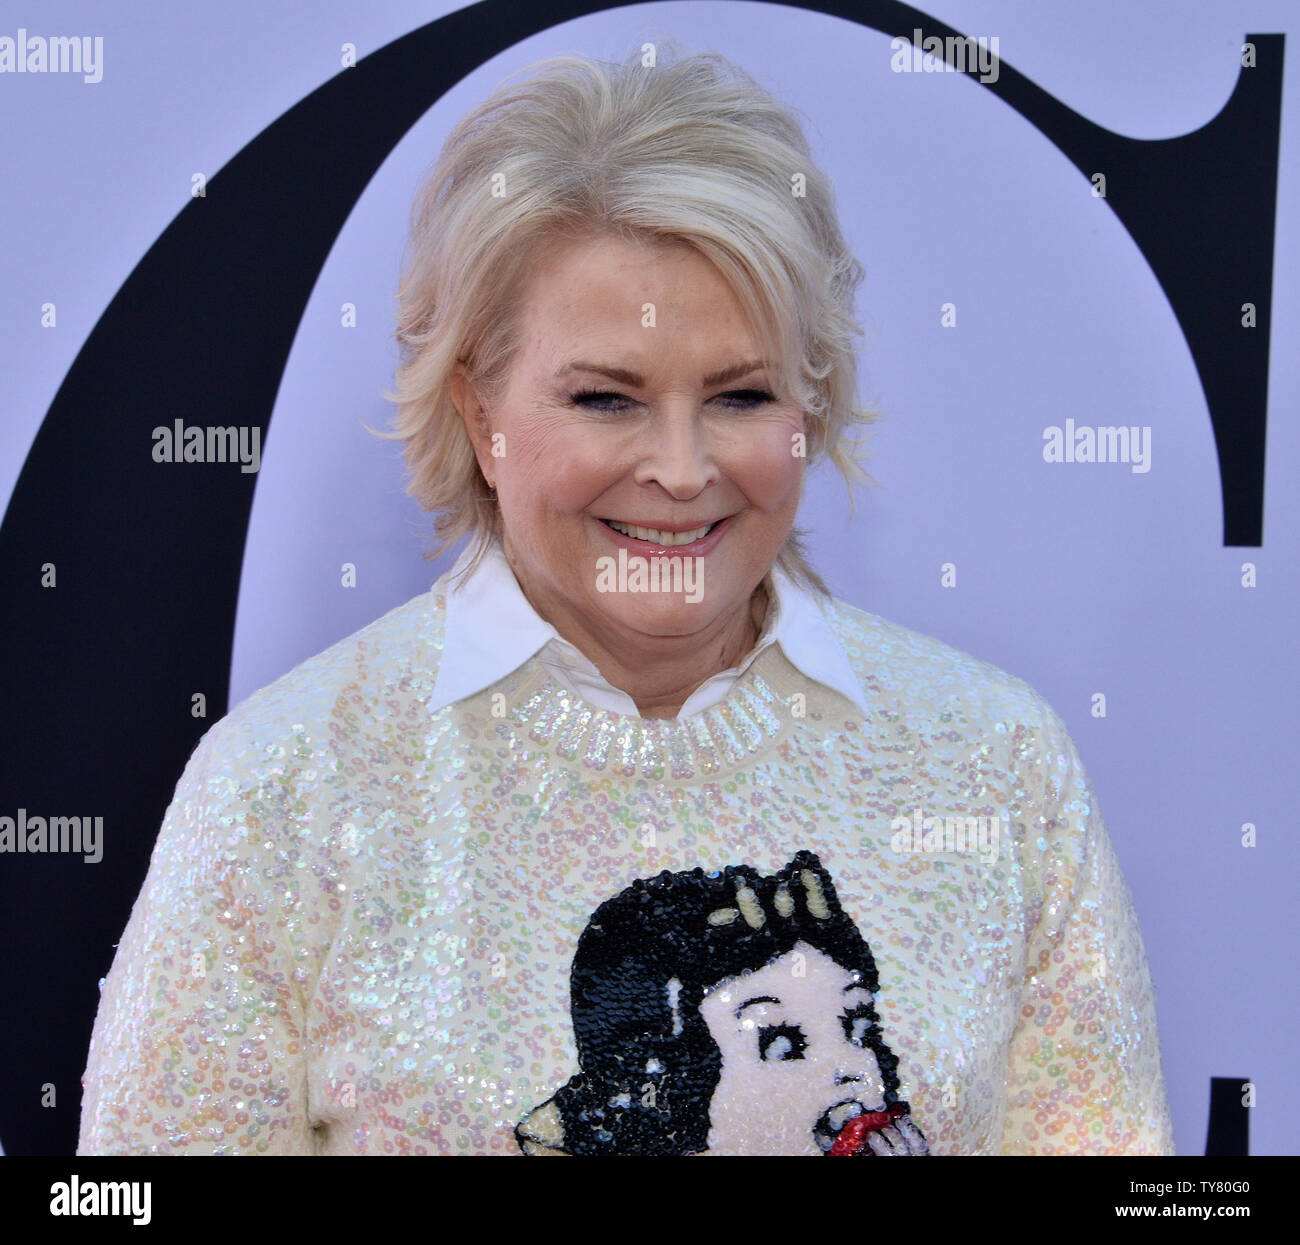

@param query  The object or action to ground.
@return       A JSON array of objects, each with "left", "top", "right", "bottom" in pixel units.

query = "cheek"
[
  {"left": 727, "top": 429, "right": 804, "bottom": 511},
  {"left": 498, "top": 418, "right": 618, "bottom": 508},
  {"left": 497, "top": 413, "right": 566, "bottom": 472}
]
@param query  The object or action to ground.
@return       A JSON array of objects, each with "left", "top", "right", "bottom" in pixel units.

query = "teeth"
[{"left": 606, "top": 520, "right": 714, "bottom": 546}]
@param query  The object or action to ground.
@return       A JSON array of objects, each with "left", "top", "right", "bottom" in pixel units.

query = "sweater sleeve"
[
  {"left": 998, "top": 703, "right": 1175, "bottom": 1155},
  {"left": 78, "top": 718, "right": 316, "bottom": 1154}
]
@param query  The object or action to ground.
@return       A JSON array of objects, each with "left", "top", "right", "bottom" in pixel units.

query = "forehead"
[
  {"left": 527, "top": 233, "right": 712, "bottom": 297},
  {"left": 513, "top": 234, "right": 760, "bottom": 364}
]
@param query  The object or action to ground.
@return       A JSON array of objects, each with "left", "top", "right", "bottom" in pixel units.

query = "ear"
[{"left": 449, "top": 363, "right": 496, "bottom": 487}]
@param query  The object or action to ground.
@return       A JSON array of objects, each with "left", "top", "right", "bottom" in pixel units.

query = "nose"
[
  {"left": 834, "top": 1046, "right": 884, "bottom": 1093},
  {"left": 632, "top": 405, "right": 719, "bottom": 498}
]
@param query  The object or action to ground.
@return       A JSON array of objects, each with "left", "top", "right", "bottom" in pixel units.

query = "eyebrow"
[
  {"left": 556, "top": 359, "right": 768, "bottom": 388},
  {"left": 735, "top": 994, "right": 782, "bottom": 1017}
]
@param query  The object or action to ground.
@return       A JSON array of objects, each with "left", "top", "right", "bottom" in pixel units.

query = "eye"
[
  {"left": 570, "top": 388, "right": 776, "bottom": 412},
  {"left": 842, "top": 1003, "right": 876, "bottom": 1047},
  {"left": 714, "top": 388, "right": 775, "bottom": 410},
  {"left": 758, "top": 1023, "right": 807, "bottom": 1061},
  {"left": 570, "top": 388, "right": 635, "bottom": 413}
]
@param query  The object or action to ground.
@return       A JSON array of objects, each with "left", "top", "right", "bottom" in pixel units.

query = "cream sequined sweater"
[{"left": 78, "top": 576, "right": 1175, "bottom": 1155}]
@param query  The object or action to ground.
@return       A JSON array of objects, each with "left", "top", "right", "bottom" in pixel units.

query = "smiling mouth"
[
  {"left": 598, "top": 518, "right": 723, "bottom": 547},
  {"left": 813, "top": 1100, "right": 871, "bottom": 1153}
]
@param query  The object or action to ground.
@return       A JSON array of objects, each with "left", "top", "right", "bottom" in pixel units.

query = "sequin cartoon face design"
[
  {"left": 515, "top": 851, "right": 929, "bottom": 1156},
  {"left": 699, "top": 944, "right": 887, "bottom": 1155}
]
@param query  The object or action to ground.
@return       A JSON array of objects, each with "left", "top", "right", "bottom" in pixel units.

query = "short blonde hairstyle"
[{"left": 385, "top": 45, "right": 875, "bottom": 592}]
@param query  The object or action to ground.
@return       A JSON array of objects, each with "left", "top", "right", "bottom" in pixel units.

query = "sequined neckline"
[{"left": 503, "top": 654, "right": 793, "bottom": 782}]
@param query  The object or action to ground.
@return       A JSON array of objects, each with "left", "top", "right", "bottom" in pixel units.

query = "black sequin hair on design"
[{"left": 538, "top": 850, "right": 905, "bottom": 1155}]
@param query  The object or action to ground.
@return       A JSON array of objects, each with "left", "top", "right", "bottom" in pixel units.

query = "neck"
[
  {"left": 613, "top": 582, "right": 769, "bottom": 718},
  {"left": 507, "top": 551, "right": 770, "bottom": 719}
]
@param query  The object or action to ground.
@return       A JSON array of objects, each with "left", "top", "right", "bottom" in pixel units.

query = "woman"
[{"left": 78, "top": 47, "right": 1175, "bottom": 1155}]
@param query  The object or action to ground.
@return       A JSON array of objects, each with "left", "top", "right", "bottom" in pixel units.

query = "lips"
[
  {"left": 822, "top": 1102, "right": 909, "bottom": 1156},
  {"left": 596, "top": 514, "right": 734, "bottom": 557},
  {"left": 814, "top": 1099, "right": 869, "bottom": 1153},
  {"left": 603, "top": 518, "right": 719, "bottom": 546}
]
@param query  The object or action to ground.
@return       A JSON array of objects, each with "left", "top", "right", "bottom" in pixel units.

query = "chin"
[{"left": 600, "top": 598, "right": 722, "bottom": 637}]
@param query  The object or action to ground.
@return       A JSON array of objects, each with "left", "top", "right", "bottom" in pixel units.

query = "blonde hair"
[{"left": 383, "top": 45, "right": 876, "bottom": 592}]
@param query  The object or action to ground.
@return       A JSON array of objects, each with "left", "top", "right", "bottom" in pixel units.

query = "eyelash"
[{"left": 569, "top": 388, "right": 775, "bottom": 413}]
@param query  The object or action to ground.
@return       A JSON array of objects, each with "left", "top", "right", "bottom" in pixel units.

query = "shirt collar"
[{"left": 429, "top": 539, "right": 869, "bottom": 717}]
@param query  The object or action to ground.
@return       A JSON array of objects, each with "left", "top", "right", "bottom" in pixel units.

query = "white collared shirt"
[{"left": 429, "top": 541, "right": 869, "bottom": 719}]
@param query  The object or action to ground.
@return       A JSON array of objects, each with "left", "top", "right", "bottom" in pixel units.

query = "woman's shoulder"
[
  {"left": 196, "top": 583, "right": 448, "bottom": 770},
  {"left": 818, "top": 594, "right": 1057, "bottom": 732}
]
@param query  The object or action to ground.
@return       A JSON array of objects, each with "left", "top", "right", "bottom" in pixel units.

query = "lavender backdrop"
[{"left": 2, "top": 0, "right": 1296, "bottom": 1155}]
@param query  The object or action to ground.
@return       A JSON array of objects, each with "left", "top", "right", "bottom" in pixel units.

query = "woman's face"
[
  {"left": 454, "top": 233, "right": 805, "bottom": 652},
  {"left": 698, "top": 943, "right": 887, "bottom": 1156}
]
